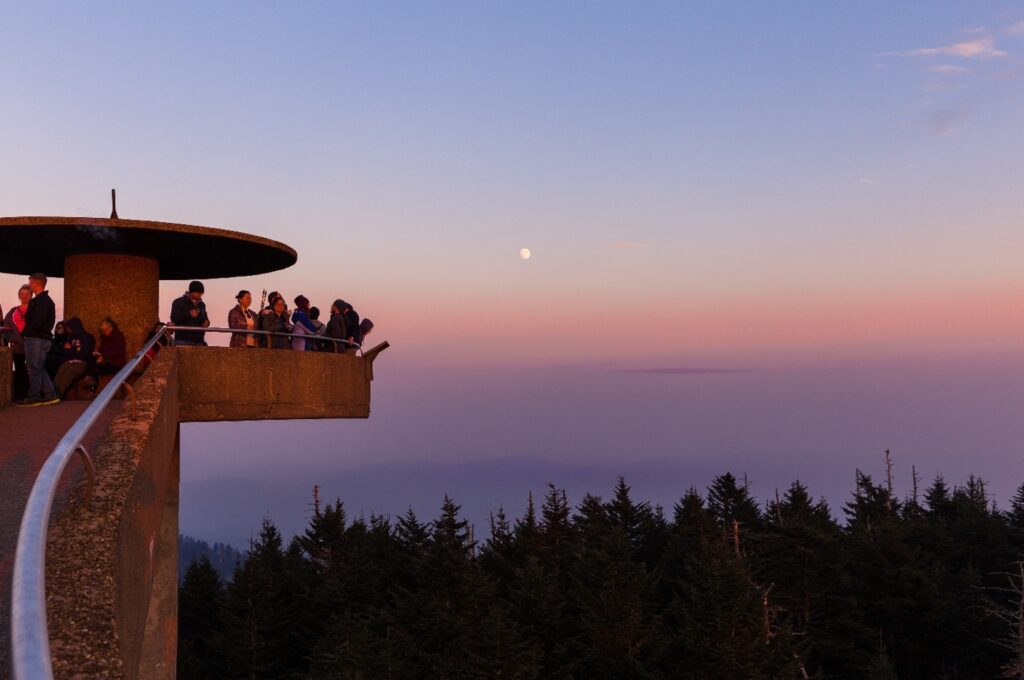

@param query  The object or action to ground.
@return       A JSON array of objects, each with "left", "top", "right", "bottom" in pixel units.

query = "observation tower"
[
  {"left": 0, "top": 197, "right": 297, "bottom": 354},
  {"left": 0, "top": 196, "right": 386, "bottom": 679}
]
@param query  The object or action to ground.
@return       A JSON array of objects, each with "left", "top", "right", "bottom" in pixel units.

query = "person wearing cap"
[
  {"left": 228, "top": 290, "right": 259, "bottom": 348},
  {"left": 290, "top": 295, "right": 316, "bottom": 351},
  {"left": 18, "top": 273, "right": 59, "bottom": 406},
  {"left": 170, "top": 281, "right": 210, "bottom": 346}
]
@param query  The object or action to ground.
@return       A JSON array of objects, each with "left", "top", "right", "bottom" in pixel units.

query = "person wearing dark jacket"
[
  {"left": 308, "top": 307, "right": 327, "bottom": 351},
  {"left": 19, "top": 273, "right": 59, "bottom": 406},
  {"left": 325, "top": 299, "right": 349, "bottom": 353},
  {"left": 290, "top": 295, "right": 316, "bottom": 351},
  {"left": 170, "top": 281, "right": 209, "bottom": 346},
  {"left": 53, "top": 317, "right": 96, "bottom": 398},
  {"left": 260, "top": 296, "right": 292, "bottom": 349},
  {"left": 46, "top": 321, "right": 68, "bottom": 377},
  {"left": 338, "top": 301, "right": 361, "bottom": 354},
  {"left": 18, "top": 274, "right": 58, "bottom": 405},
  {"left": 358, "top": 318, "right": 374, "bottom": 347},
  {"left": 94, "top": 317, "right": 127, "bottom": 375}
]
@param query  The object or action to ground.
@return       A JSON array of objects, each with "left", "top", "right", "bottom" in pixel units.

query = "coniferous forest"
[{"left": 178, "top": 470, "right": 1024, "bottom": 679}]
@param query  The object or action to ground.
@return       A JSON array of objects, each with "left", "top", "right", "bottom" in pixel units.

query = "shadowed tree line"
[{"left": 179, "top": 470, "right": 1024, "bottom": 679}]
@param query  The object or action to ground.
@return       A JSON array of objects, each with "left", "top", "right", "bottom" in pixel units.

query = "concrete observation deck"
[{"left": 2, "top": 208, "right": 386, "bottom": 679}]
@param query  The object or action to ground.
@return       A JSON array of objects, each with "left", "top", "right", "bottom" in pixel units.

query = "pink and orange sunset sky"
[{"left": 3, "top": 3, "right": 1024, "bottom": 543}]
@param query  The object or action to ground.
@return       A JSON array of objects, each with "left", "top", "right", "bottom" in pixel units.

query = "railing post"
[{"left": 75, "top": 445, "right": 95, "bottom": 508}]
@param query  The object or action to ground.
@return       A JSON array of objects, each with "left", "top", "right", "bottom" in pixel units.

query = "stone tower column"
[{"left": 63, "top": 253, "right": 160, "bottom": 357}]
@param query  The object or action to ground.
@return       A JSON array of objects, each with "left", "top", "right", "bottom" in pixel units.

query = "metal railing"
[
  {"left": 10, "top": 325, "right": 171, "bottom": 679},
  {"left": 163, "top": 325, "right": 361, "bottom": 353},
  {"left": 9, "top": 323, "right": 362, "bottom": 679}
]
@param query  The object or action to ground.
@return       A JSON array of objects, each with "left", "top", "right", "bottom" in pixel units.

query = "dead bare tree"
[
  {"left": 884, "top": 449, "right": 894, "bottom": 496},
  {"left": 911, "top": 465, "right": 920, "bottom": 506},
  {"left": 982, "top": 562, "right": 1024, "bottom": 679}
]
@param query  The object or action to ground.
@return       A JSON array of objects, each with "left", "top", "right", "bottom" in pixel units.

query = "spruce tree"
[
  {"left": 568, "top": 517, "right": 658, "bottom": 678},
  {"left": 759, "top": 481, "right": 869, "bottom": 676},
  {"left": 607, "top": 477, "right": 667, "bottom": 568},
  {"left": 389, "top": 496, "right": 485, "bottom": 677},
  {"left": 221, "top": 518, "right": 298, "bottom": 679},
  {"left": 706, "top": 472, "right": 761, "bottom": 534},
  {"left": 177, "top": 556, "right": 225, "bottom": 679}
]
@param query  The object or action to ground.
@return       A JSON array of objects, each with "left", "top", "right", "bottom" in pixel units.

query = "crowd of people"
[
  {"left": 1, "top": 274, "right": 373, "bottom": 407},
  {"left": 0, "top": 273, "right": 128, "bottom": 406},
  {"left": 168, "top": 280, "right": 372, "bottom": 352}
]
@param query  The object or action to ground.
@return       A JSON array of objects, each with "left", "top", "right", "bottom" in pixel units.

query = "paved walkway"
[{"left": 0, "top": 401, "right": 122, "bottom": 673}]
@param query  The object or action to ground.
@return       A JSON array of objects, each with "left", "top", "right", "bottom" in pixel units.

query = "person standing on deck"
[
  {"left": 18, "top": 273, "right": 59, "bottom": 406},
  {"left": 2, "top": 284, "right": 32, "bottom": 400},
  {"left": 170, "top": 281, "right": 209, "bottom": 346},
  {"left": 228, "top": 290, "right": 259, "bottom": 348}
]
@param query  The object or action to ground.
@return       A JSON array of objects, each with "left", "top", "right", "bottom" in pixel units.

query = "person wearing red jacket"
[
  {"left": 2, "top": 284, "right": 31, "bottom": 400},
  {"left": 94, "top": 317, "right": 127, "bottom": 375}
]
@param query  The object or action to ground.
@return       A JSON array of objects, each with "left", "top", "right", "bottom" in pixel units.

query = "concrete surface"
[
  {"left": 4, "top": 343, "right": 382, "bottom": 677},
  {"left": 176, "top": 346, "right": 373, "bottom": 421},
  {"left": 44, "top": 348, "right": 179, "bottom": 679},
  {"left": 65, "top": 253, "right": 160, "bottom": 357},
  {"left": 0, "top": 400, "right": 122, "bottom": 675}
]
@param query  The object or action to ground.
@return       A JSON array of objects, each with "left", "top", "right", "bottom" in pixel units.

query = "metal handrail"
[
  {"left": 9, "top": 322, "right": 365, "bottom": 678},
  {"left": 163, "top": 324, "right": 361, "bottom": 353},
  {"left": 9, "top": 324, "right": 171, "bottom": 680}
]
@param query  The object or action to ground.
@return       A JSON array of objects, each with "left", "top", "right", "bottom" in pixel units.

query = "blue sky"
[{"left": 3, "top": 3, "right": 1024, "bottom": 540}]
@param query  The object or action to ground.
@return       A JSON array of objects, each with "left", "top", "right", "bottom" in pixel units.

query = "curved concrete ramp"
[{"left": 0, "top": 401, "right": 122, "bottom": 674}]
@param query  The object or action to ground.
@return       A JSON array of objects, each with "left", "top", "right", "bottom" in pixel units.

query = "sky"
[{"left": 2, "top": 3, "right": 1024, "bottom": 544}]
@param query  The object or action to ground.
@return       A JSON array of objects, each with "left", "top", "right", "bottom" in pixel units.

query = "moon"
[{"left": 520, "top": 248, "right": 531, "bottom": 260}]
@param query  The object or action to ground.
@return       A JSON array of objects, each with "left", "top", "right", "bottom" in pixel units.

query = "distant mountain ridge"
[
  {"left": 178, "top": 535, "right": 244, "bottom": 582},
  {"left": 180, "top": 454, "right": 843, "bottom": 547}
]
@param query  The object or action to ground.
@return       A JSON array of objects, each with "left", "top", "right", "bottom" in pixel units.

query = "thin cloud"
[
  {"left": 616, "top": 367, "right": 752, "bottom": 376},
  {"left": 609, "top": 241, "right": 644, "bottom": 250},
  {"left": 1006, "top": 20, "right": 1024, "bottom": 36},
  {"left": 921, "top": 81, "right": 955, "bottom": 93},
  {"left": 881, "top": 36, "right": 1007, "bottom": 59},
  {"left": 993, "top": 65, "right": 1024, "bottom": 80},
  {"left": 929, "top": 64, "right": 969, "bottom": 74},
  {"left": 924, "top": 108, "right": 974, "bottom": 136}
]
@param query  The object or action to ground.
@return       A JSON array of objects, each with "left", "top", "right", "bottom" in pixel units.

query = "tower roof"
[{"left": 0, "top": 216, "right": 297, "bottom": 279}]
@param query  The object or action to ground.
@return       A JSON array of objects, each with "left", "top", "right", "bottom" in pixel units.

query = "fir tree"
[
  {"left": 177, "top": 556, "right": 225, "bottom": 679},
  {"left": 607, "top": 477, "right": 667, "bottom": 568},
  {"left": 706, "top": 472, "right": 761, "bottom": 534},
  {"left": 221, "top": 518, "right": 299, "bottom": 679},
  {"left": 180, "top": 471, "right": 1024, "bottom": 679}
]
